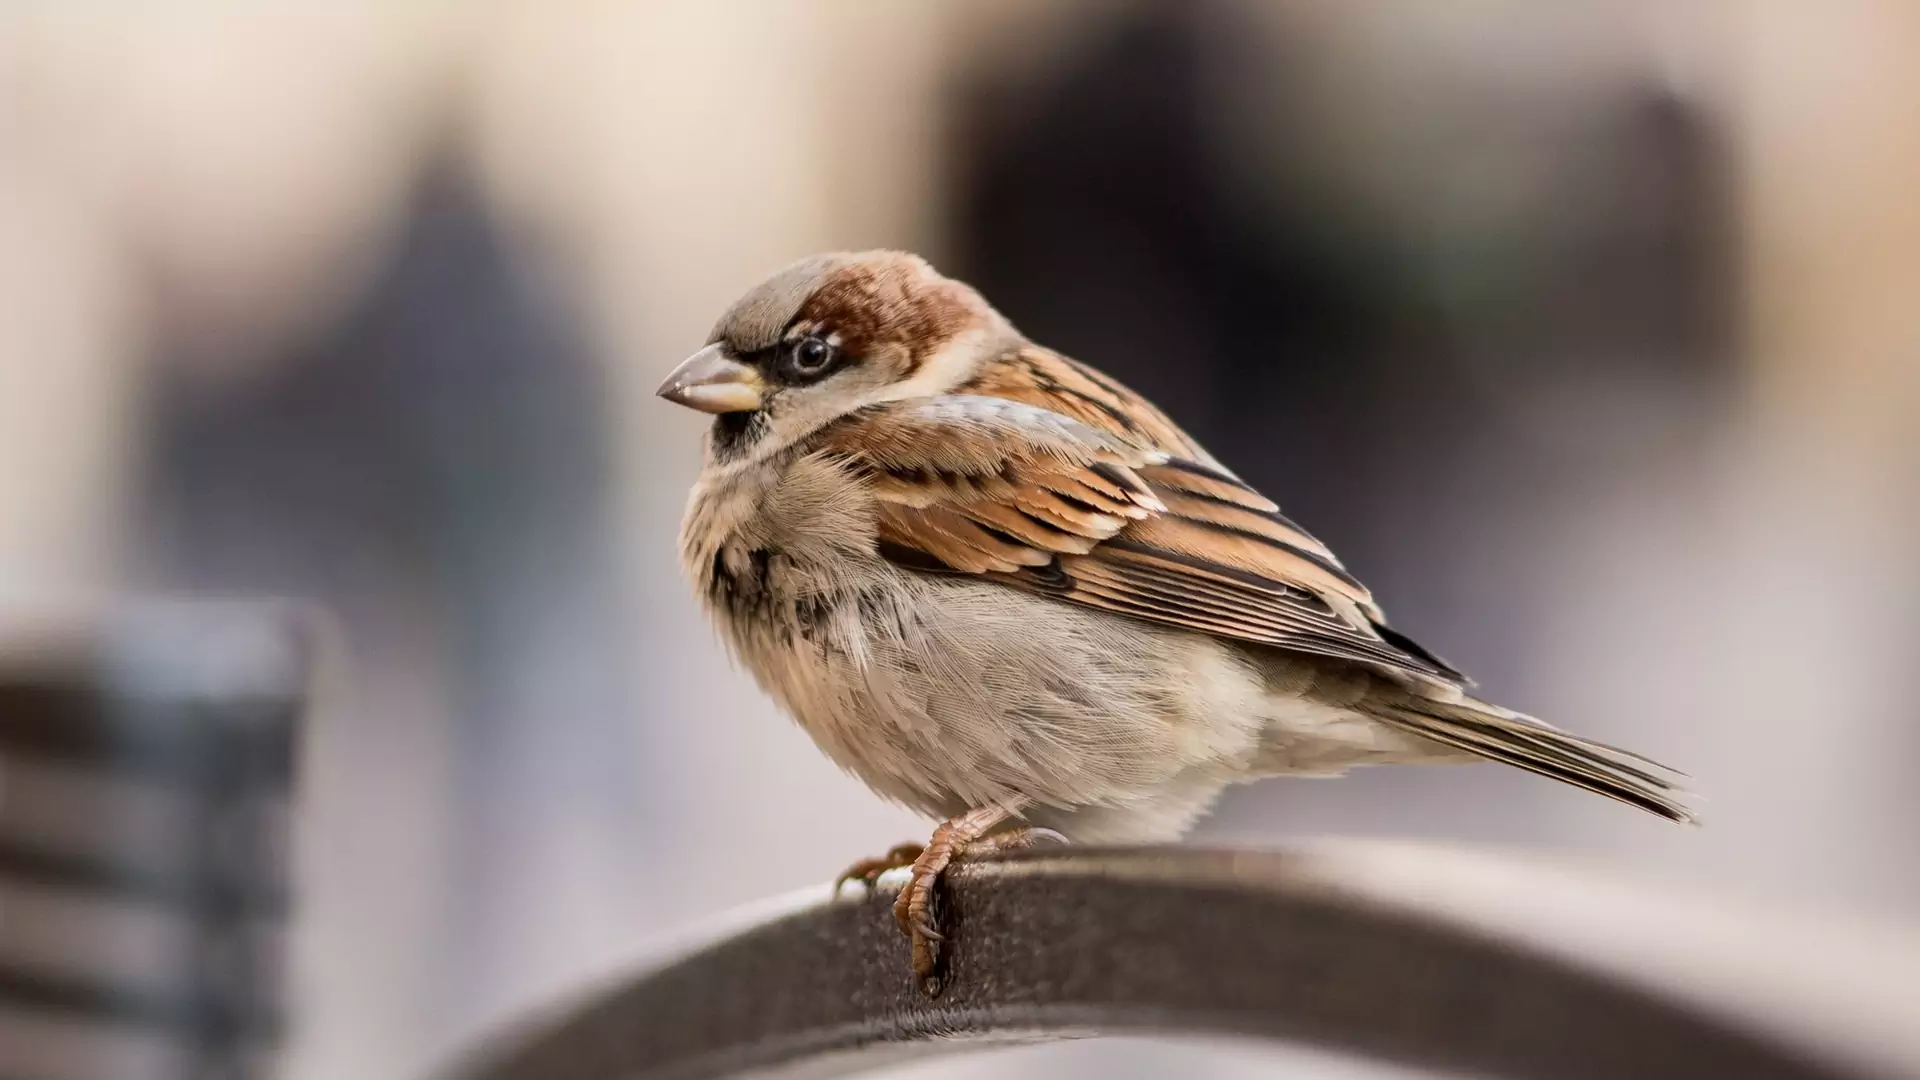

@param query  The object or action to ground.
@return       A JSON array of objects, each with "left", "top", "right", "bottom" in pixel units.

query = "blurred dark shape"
[
  {"left": 132, "top": 165, "right": 644, "bottom": 1025},
  {"left": 0, "top": 604, "right": 305, "bottom": 1080},
  {"left": 950, "top": 1, "right": 1404, "bottom": 520},
  {"left": 949, "top": 0, "right": 1731, "bottom": 836}
]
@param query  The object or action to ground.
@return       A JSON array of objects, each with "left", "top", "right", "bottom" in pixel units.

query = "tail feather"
[{"left": 1383, "top": 698, "right": 1696, "bottom": 824}]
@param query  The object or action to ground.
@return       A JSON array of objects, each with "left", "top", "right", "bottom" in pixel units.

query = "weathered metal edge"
[{"left": 438, "top": 843, "right": 1920, "bottom": 1080}]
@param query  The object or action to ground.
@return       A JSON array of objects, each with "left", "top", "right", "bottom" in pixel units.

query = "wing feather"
[{"left": 817, "top": 364, "right": 1466, "bottom": 688}]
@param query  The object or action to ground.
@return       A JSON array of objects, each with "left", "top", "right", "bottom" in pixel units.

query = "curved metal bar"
[{"left": 442, "top": 844, "right": 1920, "bottom": 1080}]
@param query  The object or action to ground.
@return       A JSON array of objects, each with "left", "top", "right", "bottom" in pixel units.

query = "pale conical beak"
[{"left": 656, "top": 344, "right": 767, "bottom": 414}]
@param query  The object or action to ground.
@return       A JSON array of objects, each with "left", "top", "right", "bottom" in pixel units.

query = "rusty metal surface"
[{"left": 446, "top": 846, "right": 1920, "bottom": 1080}]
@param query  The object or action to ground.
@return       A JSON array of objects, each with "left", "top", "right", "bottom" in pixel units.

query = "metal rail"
[
  {"left": 0, "top": 603, "right": 308, "bottom": 1080},
  {"left": 442, "top": 843, "right": 1920, "bottom": 1080}
]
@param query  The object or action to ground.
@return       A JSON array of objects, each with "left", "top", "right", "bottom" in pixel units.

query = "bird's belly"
[{"left": 725, "top": 568, "right": 1274, "bottom": 820}]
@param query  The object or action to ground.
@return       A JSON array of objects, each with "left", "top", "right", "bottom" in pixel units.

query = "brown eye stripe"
[{"left": 792, "top": 263, "right": 978, "bottom": 374}]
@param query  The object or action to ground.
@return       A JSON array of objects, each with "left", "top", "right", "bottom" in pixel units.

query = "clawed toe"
[
  {"left": 847, "top": 803, "right": 1045, "bottom": 997},
  {"left": 833, "top": 842, "right": 927, "bottom": 894},
  {"left": 892, "top": 852, "right": 949, "bottom": 936}
]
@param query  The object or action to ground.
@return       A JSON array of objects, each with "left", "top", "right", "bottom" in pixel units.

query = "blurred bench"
[
  {"left": 446, "top": 844, "right": 1920, "bottom": 1080},
  {"left": 0, "top": 604, "right": 307, "bottom": 1080}
]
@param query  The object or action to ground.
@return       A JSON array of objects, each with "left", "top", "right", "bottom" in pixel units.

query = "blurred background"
[{"left": 1, "top": 2, "right": 1916, "bottom": 1078}]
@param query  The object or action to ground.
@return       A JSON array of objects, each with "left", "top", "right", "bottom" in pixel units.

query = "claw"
[
  {"left": 853, "top": 802, "right": 1039, "bottom": 997},
  {"left": 969, "top": 826, "right": 1070, "bottom": 857},
  {"left": 833, "top": 841, "right": 928, "bottom": 896},
  {"left": 891, "top": 889, "right": 914, "bottom": 935}
]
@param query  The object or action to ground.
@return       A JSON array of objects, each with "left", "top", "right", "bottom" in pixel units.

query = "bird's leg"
[
  {"left": 892, "top": 800, "right": 1058, "bottom": 996},
  {"left": 832, "top": 843, "right": 925, "bottom": 894}
]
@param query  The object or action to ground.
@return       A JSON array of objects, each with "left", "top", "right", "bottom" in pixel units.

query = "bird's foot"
[
  {"left": 890, "top": 812, "right": 1065, "bottom": 997},
  {"left": 833, "top": 842, "right": 925, "bottom": 895}
]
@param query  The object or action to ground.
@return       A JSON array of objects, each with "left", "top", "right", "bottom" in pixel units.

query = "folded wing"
[{"left": 818, "top": 392, "right": 1466, "bottom": 689}]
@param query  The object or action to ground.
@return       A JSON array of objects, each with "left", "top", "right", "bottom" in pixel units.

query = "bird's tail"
[{"left": 1381, "top": 695, "right": 1696, "bottom": 823}]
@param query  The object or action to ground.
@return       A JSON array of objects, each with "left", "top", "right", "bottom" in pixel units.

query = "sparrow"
[{"left": 658, "top": 250, "right": 1692, "bottom": 995}]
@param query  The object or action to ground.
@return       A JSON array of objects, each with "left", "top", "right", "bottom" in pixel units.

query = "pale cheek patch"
[{"left": 880, "top": 327, "right": 997, "bottom": 402}]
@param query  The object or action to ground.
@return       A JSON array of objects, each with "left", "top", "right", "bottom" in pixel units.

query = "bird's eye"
[{"left": 784, "top": 335, "right": 837, "bottom": 380}]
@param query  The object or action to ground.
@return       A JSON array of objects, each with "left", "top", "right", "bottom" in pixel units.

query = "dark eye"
[{"left": 784, "top": 335, "right": 837, "bottom": 380}]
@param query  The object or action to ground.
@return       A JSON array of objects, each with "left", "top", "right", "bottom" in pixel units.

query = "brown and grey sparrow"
[{"left": 658, "top": 251, "right": 1692, "bottom": 994}]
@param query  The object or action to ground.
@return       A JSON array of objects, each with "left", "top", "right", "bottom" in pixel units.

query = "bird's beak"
[{"left": 656, "top": 344, "right": 767, "bottom": 414}]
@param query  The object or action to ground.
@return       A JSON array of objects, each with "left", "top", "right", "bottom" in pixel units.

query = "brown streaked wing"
[
  {"left": 817, "top": 395, "right": 1166, "bottom": 571},
  {"left": 957, "top": 347, "right": 1215, "bottom": 463},
  {"left": 1138, "top": 460, "right": 1337, "bottom": 562},
  {"left": 830, "top": 388, "right": 1465, "bottom": 687},
  {"left": 1000, "top": 542, "right": 1454, "bottom": 678}
]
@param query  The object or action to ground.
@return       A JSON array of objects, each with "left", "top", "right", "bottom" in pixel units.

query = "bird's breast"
[
  {"left": 675, "top": 451, "right": 1284, "bottom": 822},
  {"left": 679, "top": 450, "right": 879, "bottom": 641}
]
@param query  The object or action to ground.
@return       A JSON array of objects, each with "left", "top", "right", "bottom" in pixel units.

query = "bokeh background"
[{"left": 2, "top": 2, "right": 1917, "bottom": 1078}]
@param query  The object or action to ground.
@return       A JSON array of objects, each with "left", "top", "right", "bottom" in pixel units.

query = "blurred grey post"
[{"left": 0, "top": 603, "right": 309, "bottom": 1080}]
